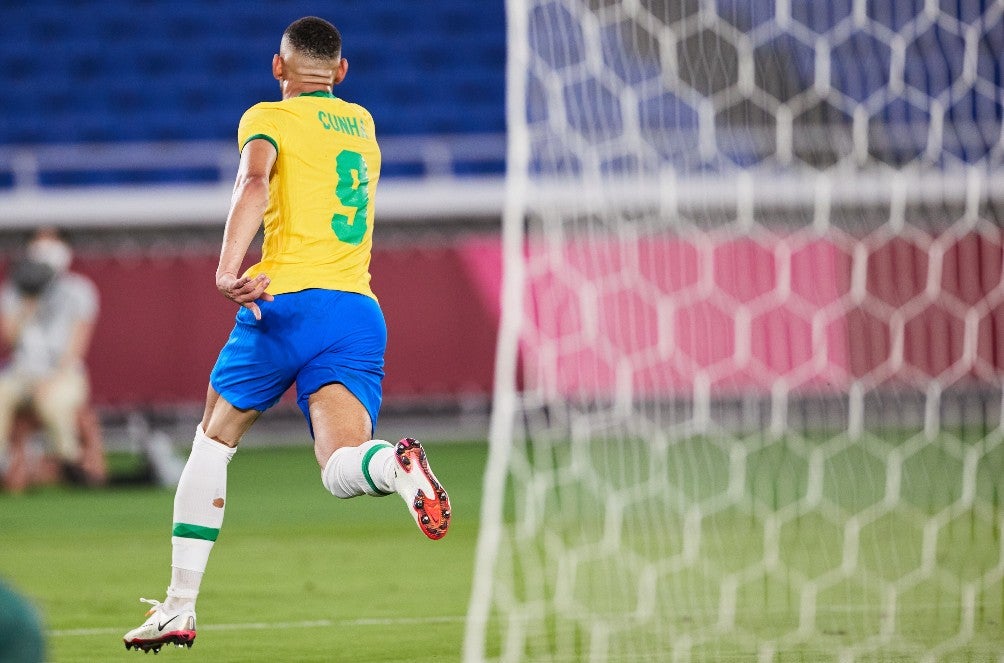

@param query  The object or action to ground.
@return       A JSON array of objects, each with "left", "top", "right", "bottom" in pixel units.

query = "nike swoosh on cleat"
[{"left": 157, "top": 614, "right": 179, "bottom": 631}]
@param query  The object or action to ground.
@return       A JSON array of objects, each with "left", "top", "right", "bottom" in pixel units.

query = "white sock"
[
  {"left": 321, "top": 440, "right": 396, "bottom": 498},
  {"left": 168, "top": 425, "right": 235, "bottom": 606},
  {"left": 164, "top": 568, "right": 202, "bottom": 612}
]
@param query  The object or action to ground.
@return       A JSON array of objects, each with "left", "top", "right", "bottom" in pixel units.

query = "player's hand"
[{"left": 216, "top": 272, "right": 274, "bottom": 320}]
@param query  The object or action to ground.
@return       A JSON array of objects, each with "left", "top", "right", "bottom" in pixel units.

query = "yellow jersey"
[{"left": 237, "top": 91, "right": 381, "bottom": 299}]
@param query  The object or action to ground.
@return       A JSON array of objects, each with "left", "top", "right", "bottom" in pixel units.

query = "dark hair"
[{"left": 283, "top": 17, "right": 341, "bottom": 61}]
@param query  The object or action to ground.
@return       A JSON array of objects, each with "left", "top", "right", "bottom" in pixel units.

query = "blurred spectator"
[
  {"left": 0, "top": 229, "right": 104, "bottom": 491},
  {"left": 0, "top": 578, "right": 46, "bottom": 662},
  {"left": 4, "top": 405, "right": 107, "bottom": 492}
]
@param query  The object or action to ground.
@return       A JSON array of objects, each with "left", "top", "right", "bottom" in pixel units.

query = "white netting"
[{"left": 468, "top": 1, "right": 1004, "bottom": 661}]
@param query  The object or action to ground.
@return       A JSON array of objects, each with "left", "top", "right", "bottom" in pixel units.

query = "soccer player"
[{"left": 123, "top": 16, "right": 450, "bottom": 653}]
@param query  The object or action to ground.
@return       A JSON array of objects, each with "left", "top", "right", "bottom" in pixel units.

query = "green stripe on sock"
[
  {"left": 361, "top": 442, "right": 394, "bottom": 496},
  {"left": 172, "top": 523, "right": 220, "bottom": 541}
]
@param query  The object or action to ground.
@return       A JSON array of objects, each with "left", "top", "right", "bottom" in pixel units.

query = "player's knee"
[{"left": 313, "top": 439, "right": 352, "bottom": 468}]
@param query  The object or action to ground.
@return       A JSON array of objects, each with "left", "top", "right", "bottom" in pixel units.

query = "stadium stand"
[
  {"left": 0, "top": 1, "right": 506, "bottom": 183},
  {"left": 5, "top": 2, "right": 998, "bottom": 188}
]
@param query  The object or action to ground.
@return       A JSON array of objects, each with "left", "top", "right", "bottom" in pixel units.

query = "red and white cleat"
[
  {"left": 394, "top": 438, "right": 451, "bottom": 540},
  {"left": 123, "top": 598, "right": 196, "bottom": 654}
]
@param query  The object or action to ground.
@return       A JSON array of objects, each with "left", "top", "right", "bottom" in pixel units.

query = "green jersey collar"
[{"left": 299, "top": 90, "right": 335, "bottom": 99}]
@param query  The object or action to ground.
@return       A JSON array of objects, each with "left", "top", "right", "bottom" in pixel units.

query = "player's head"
[
  {"left": 273, "top": 17, "right": 348, "bottom": 94},
  {"left": 282, "top": 17, "right": 341, "bottom": 61}
]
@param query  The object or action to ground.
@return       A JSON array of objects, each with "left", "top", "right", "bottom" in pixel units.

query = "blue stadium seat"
[{"left": 1, "top": 0, "right": 507, "bottom": 149}]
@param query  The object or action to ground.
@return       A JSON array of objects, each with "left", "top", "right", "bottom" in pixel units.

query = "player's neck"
[
  {"left": 282, "top": 82, "right": 332, "bottom": 100},
  {"left": 280, "top": 75, "right": 334, "bottom": 100},
  {"left": 283, "top": 86, "right": 332, "bottom": 100}
]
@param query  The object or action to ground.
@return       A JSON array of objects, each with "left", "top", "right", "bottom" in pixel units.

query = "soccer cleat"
[
  {"left": 123, "top": 598, "right": 196, "bottom": 654},
  {"left": 394, "top": 438, "right": 451, "bottom": 540}
]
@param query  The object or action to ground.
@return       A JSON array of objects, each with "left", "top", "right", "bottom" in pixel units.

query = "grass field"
[
  {"left": 0, "top": 439, "right": 488, "bottom": 663},
  {"left": 483, "top": 433, "right": 1004, "bottom": 661},
  {"left": 3, "top": 433, "right": 1003, "bottom": 662}
]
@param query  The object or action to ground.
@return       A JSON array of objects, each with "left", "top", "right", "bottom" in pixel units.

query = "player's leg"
[
  {"left": 201, "top": 385, "right": 262, "bottom": 446},
  {"left": 124, "top": 387, "right": 260, "bottom": 652},
  {"left": 299, "top": 290, "right": 451, "bottom": 539},
  {"left": 127, "top": 289, "right": 324, "bottom": 651},
  {"left": 311, "top": 381, "right": 387, "bottom": 494},
  {"left": 170, "top": 389, "right": 260, "bottom": 604},
  {"left": 171, "top": 393, "right": 260, "bottom": 603},
  {"left": 310, "top": 382, "right": 451, "bottom": 540},
  {"left": 158, "top": 297, "right": 286, "bottom": 618}
]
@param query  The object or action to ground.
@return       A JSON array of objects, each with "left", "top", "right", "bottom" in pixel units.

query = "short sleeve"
[
  {"left": 362, "top": 108, "right": 376, "bottom": 140},
  {"left": 237, "top": 104, "right": 281, "bottom": 154}
]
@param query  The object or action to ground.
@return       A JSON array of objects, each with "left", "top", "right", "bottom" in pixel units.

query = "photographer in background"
[{"left": 0, "top": 228, "right": 103, "bottom": 490}]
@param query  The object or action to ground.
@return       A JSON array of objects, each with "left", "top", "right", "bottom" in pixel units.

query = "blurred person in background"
[
  {"left": 0, "top": 578, "right": 46, "bottom": 662},
  {"left": 0, "top": 228, "right": 104, "bottom": 491}
]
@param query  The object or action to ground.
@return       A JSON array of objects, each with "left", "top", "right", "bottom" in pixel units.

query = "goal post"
[{"left": 467, "top": 1, "right": 1004, "bottom": 661}]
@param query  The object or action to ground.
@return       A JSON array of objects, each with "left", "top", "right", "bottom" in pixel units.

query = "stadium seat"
[{"left": 2, "top": 1, "right": 507, "bottom": 157}]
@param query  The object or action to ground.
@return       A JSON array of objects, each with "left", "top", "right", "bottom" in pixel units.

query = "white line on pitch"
[{"left": 51, "top": 615, "right": 465, "bottom": 638}]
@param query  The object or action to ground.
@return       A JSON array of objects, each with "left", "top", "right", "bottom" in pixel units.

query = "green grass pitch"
[
  {"left": 2, "top": 435, "right": 1002, "bottom": 661},
  {"left": 0, "top": 440, "right": 487, "bottom": 663}
]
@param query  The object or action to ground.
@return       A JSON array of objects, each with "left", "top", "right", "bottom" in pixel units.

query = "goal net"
[{"left": 466, "top": 1, "right": 1004, "bottom": 661}]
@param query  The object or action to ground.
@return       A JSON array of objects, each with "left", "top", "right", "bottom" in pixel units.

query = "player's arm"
[{"left": 215, "top": 138, "right": 277, "bottom": 320}]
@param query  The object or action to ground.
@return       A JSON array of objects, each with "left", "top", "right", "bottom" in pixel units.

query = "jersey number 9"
[{"left": 331, "top": 150, "right": 369, "bottom": 245}]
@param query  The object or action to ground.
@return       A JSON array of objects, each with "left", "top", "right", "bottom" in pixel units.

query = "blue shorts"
[{"left": 210, "top": 289, "right": 386, "bottom": 435}]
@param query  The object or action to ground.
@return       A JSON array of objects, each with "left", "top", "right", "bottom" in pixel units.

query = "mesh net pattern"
[{"left": 467, "top": 1, "right": 1004, "bottom": 661}]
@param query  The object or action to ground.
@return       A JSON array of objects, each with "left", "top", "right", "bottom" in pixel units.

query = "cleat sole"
[
  {"left": 396, "top": 438, "right": 451, "bottom": 540},
  {"left": 124, "top": 630, "right": 196, "bottom": 654}
]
